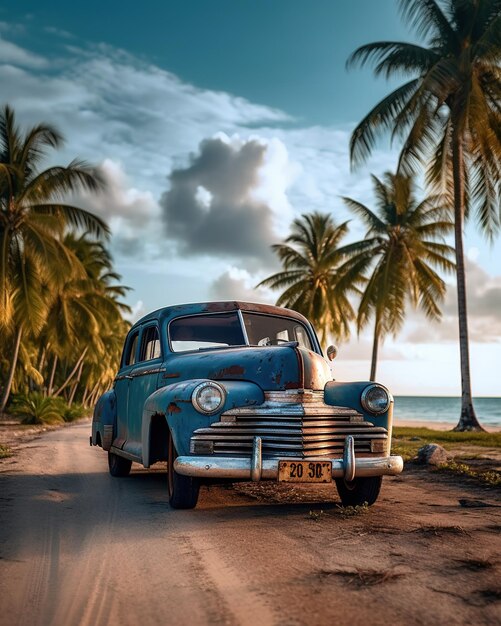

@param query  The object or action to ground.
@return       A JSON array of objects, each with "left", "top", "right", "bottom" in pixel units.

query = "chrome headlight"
[
  {"left": 192, "top": 381, "right": 226, "bottom": 415},
  {"left": 361, "top": 384, "right": 391, "bottom": 415}
]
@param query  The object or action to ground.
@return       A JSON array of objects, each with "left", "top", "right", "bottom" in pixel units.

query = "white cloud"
[
  {"left": 125, "top": 300, "right": 146, "bottom": 323},
  {"left": 79, "top": 159, "right": 158, "bottom": 226},
  {"left": 209, "top": 267, "right": 273, "bottom": 303},
  {"left": 160, "top": 134, "right": 296, "bottom": 265},
  {"left": 0, "top": 35, "right": 47, "bottom": 68}
]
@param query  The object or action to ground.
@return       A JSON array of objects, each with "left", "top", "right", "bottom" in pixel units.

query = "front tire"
[
  {"left": 335, "top": 476, "right": 382, "bottom": 507},
  {"left": 168, "top": 434, "right": 200, "bottom": 509},
  {"left": 108, "top": 451, "right": 132, "bottom": 477}
]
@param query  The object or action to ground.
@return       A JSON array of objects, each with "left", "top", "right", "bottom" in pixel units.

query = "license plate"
[{"left": 278, "top": 460, "right": 332, "bottom": 483}]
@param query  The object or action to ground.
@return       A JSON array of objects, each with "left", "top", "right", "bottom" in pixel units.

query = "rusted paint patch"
[
  {"left": 272, "top": 371, "right": 282, "bottom": 385},
  {"left": 195, "top": 301, "right": 308, "bottom": 322},
  {"left": 167, "top": 402, "right": 182, "bottom": 415},
  {"left": 163, "top": 372, "right": 180, "bottom": 379},
  {"left": 301, "top": 348, "right": 331, "bottom": 390},
  {"left": 204, "top": 301, "right": 238, "bottom": 312},
  {"left": 212, "top": 365, "right": 245, "bottom": 378},
  {"left": 284, "top": 381, "right": 301, "bottom": 389}
]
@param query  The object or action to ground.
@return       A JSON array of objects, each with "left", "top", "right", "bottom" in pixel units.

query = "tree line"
[{"left": 0, "top": 105, "right": 130, "bottom": 420}]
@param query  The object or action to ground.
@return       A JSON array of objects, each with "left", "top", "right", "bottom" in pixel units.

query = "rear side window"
[
  {"left": 123, "top": 331, "right": 139, "bottom": 366},
  {"left": 140, "top": 326, "right": 161, "bottom": 361}
]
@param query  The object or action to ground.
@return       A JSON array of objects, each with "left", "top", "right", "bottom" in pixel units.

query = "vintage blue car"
[{"left": 91, "top": 301, "right": 403, "bottom": 509}]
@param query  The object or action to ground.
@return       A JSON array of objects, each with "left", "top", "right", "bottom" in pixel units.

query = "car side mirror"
[{"left": 326, "top": 345, "right": 338, "bottom": 361}]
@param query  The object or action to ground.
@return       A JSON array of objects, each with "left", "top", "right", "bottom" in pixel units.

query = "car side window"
[
  {"left": 140, "top": 326, "right": 161, "bottom": 361},
  {"left": 123, "top": 331, "right": 139, "bottom": 367}
]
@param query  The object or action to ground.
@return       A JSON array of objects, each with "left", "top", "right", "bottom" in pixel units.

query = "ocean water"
[{"left": 393, "top": 396, "right": 501, "bottom": 428}]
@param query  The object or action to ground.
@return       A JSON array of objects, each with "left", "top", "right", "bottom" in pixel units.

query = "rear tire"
[
  {"left": 335, "top": 476, "right": 382, "bottom": 507},
  {"left": 168, "top": 435, "right": 200, "bottom": 509},
  {"left": 108, "top": 451, "right": 132, "bottom": 477}
]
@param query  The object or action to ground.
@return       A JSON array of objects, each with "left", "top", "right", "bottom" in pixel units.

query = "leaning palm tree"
[
  {"left": 0, "top": 105, "right": 108, "bottom": 412},
  {"left": 347, "top": 0, "right": 501, "bottom": 430},
  {"left": 340, "top": 172, "right": 455, "bottom": 380},
  {"left": 257, "top": 212, "right": 361, "bottom": 344}
]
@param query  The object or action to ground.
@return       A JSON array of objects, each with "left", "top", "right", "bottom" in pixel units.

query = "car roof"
[{"left": 131, "top": 301, "right": 310, "bottom": 330}]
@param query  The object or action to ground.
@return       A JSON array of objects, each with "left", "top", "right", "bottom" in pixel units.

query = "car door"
[
  {"left": 114, "top": 328, "right": 140, "bottom": 448},
  {"left": 125, "top": 324, "right": 164, "bottom": 457}
]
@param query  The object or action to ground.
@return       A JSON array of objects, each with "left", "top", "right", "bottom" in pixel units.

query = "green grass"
[
  {"left": 436, "top": 460, "right": 501, "bottom": 487},
  {"left": 392, "top": 427, "right": 501, "bottom": 461},
  {"left": 0, "top": 444, "right": 12, "bottom": 459}
]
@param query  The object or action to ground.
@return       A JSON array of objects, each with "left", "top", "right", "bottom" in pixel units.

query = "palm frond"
[
  {"left": 398, "top": 0, "right": 456, "bottom": 43},
  {"left": 29, "top": 203, "right": 109, "bottom": 238},
  {"left": 350, "top": 79, "right": 420, "bottom": 166}
]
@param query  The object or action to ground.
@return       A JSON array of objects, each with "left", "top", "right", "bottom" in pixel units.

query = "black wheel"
[
  {"left": 108, "top": 451, "right": 132, "bottom": 477},
  {"left": 335, "top": 476, "right": 382, "bottom": 507},
  {"left": 168, "top": 434, "right": 200, "bottom": 509}
]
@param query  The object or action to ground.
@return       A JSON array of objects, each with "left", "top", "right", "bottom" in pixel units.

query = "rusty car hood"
[{"left": 161, "top": 345, "right": 332, "bottom": 391}]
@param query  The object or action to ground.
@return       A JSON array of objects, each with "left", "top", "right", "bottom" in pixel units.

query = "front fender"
[
  {"left": 324, "top": 380, "right": 393, "bottom": 435},
  {"left": 92, "top": 390, "right": 117, "bottom": 450},
  {"left": 142, "top": 379, "right": 264, "bottom": 464}
]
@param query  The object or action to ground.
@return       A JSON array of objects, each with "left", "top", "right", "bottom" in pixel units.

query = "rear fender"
[
  {"left": 92, "top": 390, "right": 117, "bottom": 450},
  {"left": 142, "top": 379, "right": 264, "bottom": 466}
]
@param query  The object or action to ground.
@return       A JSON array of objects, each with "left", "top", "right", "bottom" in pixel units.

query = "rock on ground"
[{"left": 417, "top": 443, "right": 449, "bottom": 466}]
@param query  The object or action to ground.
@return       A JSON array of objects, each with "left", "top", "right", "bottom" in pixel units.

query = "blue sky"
[
  {"left": 3, "top": 0, "right": 408, "bottom": 125},
  {"left": 2, "top": 1, "right": 500, "bottom": 396}
]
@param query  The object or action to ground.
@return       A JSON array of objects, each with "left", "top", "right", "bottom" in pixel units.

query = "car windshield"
[
  {"left": 242, "top": 312, "right": 313, "bottom": 350},
  {"left": 169, "top": 311, "right": 313, "bottom": 352},
  {"left": 169, "top": 312, "right": 246, "bottom": 352}
]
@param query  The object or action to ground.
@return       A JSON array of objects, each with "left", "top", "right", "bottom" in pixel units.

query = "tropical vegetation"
[
  {"left": 257, "top": 212, "right": 363, "bottom": 343},
  {"left": 0, "top": 105, "right": 130, "bottom": 417},
  {"left": 339, "top": 171, "right": 455, "bottom": 380},
  {"left": 346, "top": 0, "right": 501, "bottom": 430}
]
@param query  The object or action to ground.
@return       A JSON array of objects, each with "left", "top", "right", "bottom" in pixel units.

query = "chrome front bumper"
[{"left": 174, "top": 435, "right": 404, "bottom": 482}]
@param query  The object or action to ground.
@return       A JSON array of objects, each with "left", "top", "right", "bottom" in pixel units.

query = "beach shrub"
[
  {"left": 10, "top": 393, "right": 64, "bottom": 425},
  {"left": 0, "top": 444, "right": 11, "bottom": 458},
  {"left": 61, "top": 403, "right": 87, "bottom": 422}
]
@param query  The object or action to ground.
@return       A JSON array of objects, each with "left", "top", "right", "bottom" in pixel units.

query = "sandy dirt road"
[{"left": 1, "top": 421, "right": 500, "bottom": 626}]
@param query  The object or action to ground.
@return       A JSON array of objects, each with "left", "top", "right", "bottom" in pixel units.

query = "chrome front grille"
[{"left": 190, "top": 390, "right": 388, "bottom": 458}]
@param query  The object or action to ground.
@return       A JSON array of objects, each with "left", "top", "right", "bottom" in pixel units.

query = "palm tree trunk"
[
  {"left": 82, "top": 384, "right": 90, "bottom": 407},
  {"left": 68, "top": 381, "right": 78, "bottom": 406},
  {"left": 68, "top": 361, "right": 84, "bottom": 406},
  {"left": 0, "top": 325, "right": 23, "bottom": 414},
  {"left": 38, "top": 346, "right": 47, "bottom": 388},
  {"left": 451, "top": 134, "right": 484, "bottom": 431},
  {"left": 53, "top": 347, "right": 88, "bottom": 397},
  {"left": 47, "top": 354, "right": 58, "bottom": 397},
  {"left": 87, "top": 381, "right": 101, "bottom": 407},
  {"left": 370, "top": 320, "right": 379, "bottom": 382}
]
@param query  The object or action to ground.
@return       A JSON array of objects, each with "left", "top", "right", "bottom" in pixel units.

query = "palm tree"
[
  {"left": 347, "top": 0, "right": 501, "bottom": 430},
  {"left": 0, "top": 105, "right": 108, "bottom": 412},
  {"left": 340, "top": 172, "right": 455, "bottom": 380},
  {"left": 42, "top": 234, "right": 130, "bottom": 401},
  {"left": 257, "top": 212, "right": 361, "bottom": 344}
]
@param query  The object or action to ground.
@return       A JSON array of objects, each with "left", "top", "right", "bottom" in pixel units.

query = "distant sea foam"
[{"left": 393, "top": 396, "right": 501, "bottom": 428}]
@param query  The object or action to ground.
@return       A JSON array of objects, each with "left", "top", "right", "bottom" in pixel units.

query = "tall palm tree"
[
  {"left": 0, "top": 105, "right": 108, "bottom": 412},
  {"left": 340, "top": 172, "right": 455, "bottom": 380},
  {"left": 257, "top": 212, "right": 361, "bottom": 344},
  {"left": 347, "top": 0, "right": 501, "bottom": 430}
]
